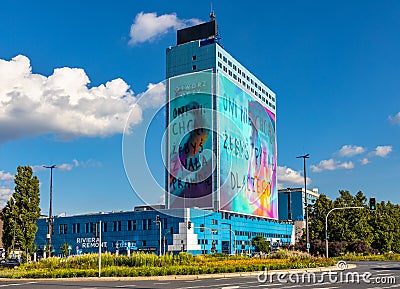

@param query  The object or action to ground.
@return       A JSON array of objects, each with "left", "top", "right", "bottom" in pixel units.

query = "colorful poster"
[
  {"left": 168, "top": 70, "right": 214, "bottom": 209},
  {"left": 218, "top": 73, "right": 278, "bottom": 219}
]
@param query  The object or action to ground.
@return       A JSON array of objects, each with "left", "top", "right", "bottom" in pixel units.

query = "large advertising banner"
[
  {"left": 218, "top": 73, "right": 278, "bottom": 219},
  {"left": 168, "top": 70, "right": 214, "bottom": 209}
]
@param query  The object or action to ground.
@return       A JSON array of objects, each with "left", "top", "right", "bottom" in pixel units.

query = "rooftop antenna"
[{"left": 209, "top": 1, "right": 216, "bottom": 21}]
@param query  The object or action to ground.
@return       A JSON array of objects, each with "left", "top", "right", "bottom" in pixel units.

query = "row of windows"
[
  {"left": 217, "top": 51, "right": 276, "bottom": 108},
  {"left": 197, "top": 239, "right": 218, "bottom": 245},
  {"left": 217, "top": 61, "right": 275, "bottom": 109},
  {"left": 234, "top": 230, "right": 290, "bottom": 239},
  {"left": 59, "top": 219, "right": 168, "bottom": 234}
]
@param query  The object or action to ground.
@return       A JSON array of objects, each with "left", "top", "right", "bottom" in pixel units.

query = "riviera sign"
[{"left": 76, "top": 237, "right": 107, "bottom": 249}]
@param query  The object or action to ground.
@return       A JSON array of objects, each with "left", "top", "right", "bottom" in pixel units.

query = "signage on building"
[
  {"left": 76, "top": 237, "right": 107, "bottom": 249},
  {"left": 137, "top": 247, "right": 157, "bottom": 252}
]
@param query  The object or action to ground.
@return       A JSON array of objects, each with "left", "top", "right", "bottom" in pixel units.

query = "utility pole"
[
  {"left": 98, "top": 220, "right": 102, "bottom": 278},
  {"left": 43, "top": 165, "right": 56, "bottom": 258},
  {"left": 296, "top": 154, "right": 310, "bottom": 253},
  {"left": 156, "top": 215, "right": 161, "bottom": 256}
]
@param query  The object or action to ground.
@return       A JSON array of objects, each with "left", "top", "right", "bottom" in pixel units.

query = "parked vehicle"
[{"left": 0, "top": 259, "right": 20, "bottom": 269}]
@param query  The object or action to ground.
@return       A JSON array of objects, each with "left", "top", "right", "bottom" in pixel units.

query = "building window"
[
  {"left": 148, "top": 219, "right": 152, "bottom": 230},
  {"left": 223, "top": 66, "right": 227, "bottom": 72},
  {"left": 163, "top": 218, "right": 167, "bottom": 230},
  {"left": 192, "top": 65, "right": 196, "bottom": 70},
  {"left": 233, "top": 64, "right": 236, "bottom": 71},
  {"left": 103, "top": 222, "right": 107, "bottom": 232},
  {"left": 128, "top": 220, "right": 137, "bottom": 231},
  {"left": 192, "top": 55, "right": 196, "bottom": 60},
  {"left": 228, "top": 70, "right": 232, "bottom": 76},
  {"left": 223, "top": 56, "right": 227, "bottom": 62},
  {"left": 142, "top": 219, "right": 147, "bottom": 230},
  {"left": 113, "top": 221, "right": 121, "bottom": 232},
  {"left": 218, "top": 62, "right": 222, "bottom": 68},
  {"left": 59, "top": 224, "right": 67, "bottom": 234},
  {"left": 73, "top": 223, "right": 80, "bottom": 234},
  {"left": 228, "top": 60, "right": 232, "bottom": 67},
  {"left": 142, "top": 240, "right": 147, "bottom": 246},
  {"left": 238, "top": 68, "right": 241, "bottom": 74},
  {"left": 170, "top": 226, "right": 174, "bottom": 234},
  {"left": 233, "top": 74, "right": 237, "bottom": 80}
]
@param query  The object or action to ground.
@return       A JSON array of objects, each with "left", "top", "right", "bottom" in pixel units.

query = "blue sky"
[{"left": 1, "top": 0, "right": 399, "bottom": 215}]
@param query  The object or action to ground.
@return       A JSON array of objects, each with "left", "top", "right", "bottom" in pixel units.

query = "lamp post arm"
[{"left": 325, "top": 206, "right": 364, "bottom": 258}]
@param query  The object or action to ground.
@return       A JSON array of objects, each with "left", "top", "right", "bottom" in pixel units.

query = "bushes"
[{"left": 0, "top": 251, "right": 334, "bottom": 278}]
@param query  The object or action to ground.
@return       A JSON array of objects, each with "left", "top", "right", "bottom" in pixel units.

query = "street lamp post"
[
  {"left": 296, "top": 154, "right": 310, "bottom": 253},
  {"left": 43, "top": 165, "right": 56, "bottom": 258}
]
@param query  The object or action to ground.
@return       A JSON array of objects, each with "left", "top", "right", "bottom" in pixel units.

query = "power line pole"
[
  {"left": 297, "top": 154, "right": 310, "bottom": 253},
  {"left": 43, "top": 165, "right": 56, "bottom": 258}
]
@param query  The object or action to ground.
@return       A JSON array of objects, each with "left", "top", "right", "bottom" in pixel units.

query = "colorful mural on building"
[{"left": 218, "top": 73, "right": 278, "bottom": 218}]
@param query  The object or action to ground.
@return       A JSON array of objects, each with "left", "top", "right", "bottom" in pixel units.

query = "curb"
[{"left": 0, "top": 264, "right": 357, "bottom": 282}]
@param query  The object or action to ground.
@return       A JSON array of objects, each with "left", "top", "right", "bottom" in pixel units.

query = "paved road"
[{"left": 0, "top": 261, "right": 398, "bottom": 288}]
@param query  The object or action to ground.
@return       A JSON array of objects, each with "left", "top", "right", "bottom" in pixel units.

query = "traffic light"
[
  {"left": 188, "top": 221, "right": 192, "bottom": 229},
  {"left": 156, "top": 215, "right": 160, "bottom": 223},
  {"left": 369, "top": 197, "right": 376, "bottom": 211}
]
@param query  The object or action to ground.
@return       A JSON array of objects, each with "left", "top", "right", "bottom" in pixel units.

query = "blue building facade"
[
  {"left": 278, "top": 188, "right": 320, "bottom": 221},
  {"left": 35, "top": 208, "right": 293, "bottom": 256}
]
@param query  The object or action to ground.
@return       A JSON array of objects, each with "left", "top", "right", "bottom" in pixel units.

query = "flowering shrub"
[{"left": 0, "top": 251, "right": 335, "bottom": 278}]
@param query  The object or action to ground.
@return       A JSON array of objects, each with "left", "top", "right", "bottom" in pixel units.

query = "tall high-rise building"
[{"left": 166, "top": 17, "right": 278, "bottom": 219}]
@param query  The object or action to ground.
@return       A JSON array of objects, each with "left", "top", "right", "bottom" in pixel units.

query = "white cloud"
[
  {"left": 0, "top": 55, "right": 165, "bottom": 142},
  {"left": 32, "top": 159, "right": 103, "bottom": 173},
  {"left": 0, "top": 188, "right": 13, "bottom": 209},
  {"left": 0, "top": 170, "right": 13, "bottom": 181},
  {"left": 338, "top": 145, "right": 365, "bottom": 157},
  {"left": 369, "top": 145, "right": 392, "bottom": 158},
  {"left": 57, "top": 163, "right": 74, "bottom": 171},
  {"left": 311, "top": 158, "right": 354, "bottom": 173},
  {"left": 389, "top": 112, "right": 400, "bottom": 125},
  {"left": 360, "top": 158, "right": 370, "bottom": 165},
  {"left": 128, "top": 12, "right": 202, "bottom": 45},
  {"left": 0, "top": 170, "right": 14, "bottom": 209},
  {"left": 277, "top": 166, "right": 311, "bottom": 189}
]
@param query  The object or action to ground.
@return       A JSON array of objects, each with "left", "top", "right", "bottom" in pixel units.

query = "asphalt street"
[{"left": 0, "top": 261, "right": 398, "bottom": 289}]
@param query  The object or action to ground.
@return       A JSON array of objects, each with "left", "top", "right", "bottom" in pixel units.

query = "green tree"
[
  {"left": 308, "top": 194, "right": 333, "bottom": 241},
  {"left": 252, "top": 235, "right": 270, "bottom": 253},
  {"left": 0, "top": 166, "right": 41, "bottom": 260},
  {"left": 60, "top": 243, "right": 70, "bottom": 258}
]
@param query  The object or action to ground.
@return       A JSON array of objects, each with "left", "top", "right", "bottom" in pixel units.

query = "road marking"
[
  {"left": 153, "top": 282, "right": 170, "bottom": 285},
  {"left": 221, "top": 286, "right": 240, "bottom": 289},
  {"left": 116, "top": 285, "right": 137, "bottom": 288},
  {"left": 214, "top": 278, "right": 230, "bottom": 281},
  {"left": 185, "top": 280, "right": 202, "bottom": 282}
]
